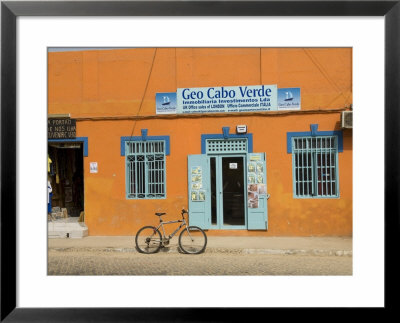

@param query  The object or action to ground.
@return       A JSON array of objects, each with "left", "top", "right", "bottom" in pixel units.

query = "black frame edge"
[
  {"left": 1, "top": 0, "right": 399, "bottom": 321},
  {"left": 1, "top": 2, "right": 17, "bottom": 322},
  {"left": 3, "top": 1, "right": 399, "bottom": 17},
  {"left": 384, "top": 0, "right": 400, "bottom": 312}
]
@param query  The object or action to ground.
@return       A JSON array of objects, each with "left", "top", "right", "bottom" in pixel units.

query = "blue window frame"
[
  {"left": 287, "top": 125, "right": 342, "bottom": 198},
  {"left": 125, "top": 140, "right": 166, "bottom": 199},
  {"left": 121, "top": 130, "right": 169, "bottom": 199}
]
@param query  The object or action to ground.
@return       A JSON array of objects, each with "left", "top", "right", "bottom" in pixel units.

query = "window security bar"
[
  {"left": 292, "top": 136, "right": 338, "bottom": 198},
  {"left": 126, "top": 141, "right": 166, "bottom": 199}
]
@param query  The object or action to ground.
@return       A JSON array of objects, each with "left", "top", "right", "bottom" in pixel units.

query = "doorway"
[
  {"left": 48, "top": 142, "right": 84, "bottom": 217},
  {"left": 210, "top": 155, "right": 246, "bottom": 229}
]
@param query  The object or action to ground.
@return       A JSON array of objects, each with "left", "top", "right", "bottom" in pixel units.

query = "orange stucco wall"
[{"left": 48, "top": 48, "right": 352, "bottom": 236}]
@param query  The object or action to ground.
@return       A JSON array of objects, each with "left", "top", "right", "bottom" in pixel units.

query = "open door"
[
  {"left": 188, "top": 154, "right": 211, "bottom": 229},
  {"left": 247, "top": 153, "right": 268, "bottom": 230}
]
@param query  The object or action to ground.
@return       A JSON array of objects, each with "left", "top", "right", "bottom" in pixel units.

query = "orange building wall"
[{"left": 48, "top": 48, "right": 352, "bottom": 236}]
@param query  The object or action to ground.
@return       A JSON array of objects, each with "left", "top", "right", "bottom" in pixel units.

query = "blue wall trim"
[
  {"left": 201, "top": 132, "right": 253, "bottom": 154},
  {"left": 286, "top": 129, "right": 343, "bottom": 153},
  {"left": 48, "top": 137, "right": 89, "bottom": 156},
  {"left": 121, "top": 134, "right": 170, "bottom": 156},
  {"left": 141, "top": 129, "right": 148, "bottom": 140},
  {"left": 222, "top": 127, "right": 230, "bottom": 139},
  {"left": 310, "top": 124, "right": 319, "bottom": 136}
]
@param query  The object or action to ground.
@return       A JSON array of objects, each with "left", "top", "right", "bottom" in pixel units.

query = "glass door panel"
[
  {"left": 210, "top": 157, "right": 217, "bottom": 225},
  {"left": 221, "top": 157, "right": 245, "bottom": 226}
]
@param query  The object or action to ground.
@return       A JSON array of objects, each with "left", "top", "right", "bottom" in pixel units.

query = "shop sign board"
[
  {"left": 277, "top": 88, "right": 301, "bottom": 110},
  {"left": 156, "top": 92, "right": 177, "bottom": 114},
  {"left": 48, "top": 118, "right": 76, "bottom": 139},
  {"left": 156, "top": 85, "right": 301, "bottom": 115},
  {"left": 176, "top": 85, "right": 278, "bottom": 114}
]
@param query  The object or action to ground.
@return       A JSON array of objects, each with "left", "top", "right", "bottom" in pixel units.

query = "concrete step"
[{"left": 48, "top": 217, "right": 88, "bottom": 239}]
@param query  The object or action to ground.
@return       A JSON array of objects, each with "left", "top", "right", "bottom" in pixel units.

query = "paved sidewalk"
[{"left": 48, "top": 236, "right": 352, "bottom": 256}]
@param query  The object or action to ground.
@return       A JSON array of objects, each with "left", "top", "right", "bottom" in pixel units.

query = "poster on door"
[
  {"left": 248, "top": 184, "right": 259, "bottom": 208},
  {"left": 191, "top": 166, "right": 205, "bottom": 201},
  {"left": 247, "top": 160, "right": 266, "bottom": 208}
]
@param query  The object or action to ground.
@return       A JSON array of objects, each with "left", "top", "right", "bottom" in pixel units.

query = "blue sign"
[
  {"left": 156, "top": 92, "right": 177, "bottom": 114},
  {"left": 278, "top": 88, "right": 301, "bottom": 110}
]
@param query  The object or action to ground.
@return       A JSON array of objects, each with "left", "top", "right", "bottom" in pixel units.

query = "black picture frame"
[{"left": 1, "top": 1, "right": 399, "bottom": 321}]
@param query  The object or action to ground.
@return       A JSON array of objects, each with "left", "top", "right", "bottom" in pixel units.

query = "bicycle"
[{"left": 135, "top": 209, "right": 207, "bottom": 254}]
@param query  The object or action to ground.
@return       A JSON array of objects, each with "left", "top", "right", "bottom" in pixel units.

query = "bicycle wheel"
[
  {"left": 178, "top": 226, "right": 207, "bottom": 254},
  {"left": 135, "top": 226, "right": 162, "bottom": 254}
]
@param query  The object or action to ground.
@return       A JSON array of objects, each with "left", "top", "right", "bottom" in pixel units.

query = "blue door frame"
[
  {"left": 209, "top": 154, "right": 247, "bottom": 230},
  {"left": 188, "top": 128, "right": 268, "bottom": 230},
  {"left": 48, "top": 137, "right": 88, "bottom": 156}
]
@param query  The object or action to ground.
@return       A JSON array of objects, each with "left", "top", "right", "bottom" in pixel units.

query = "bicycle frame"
[{"left": 155, "top": 217, "right": 188, "bottom": 242}]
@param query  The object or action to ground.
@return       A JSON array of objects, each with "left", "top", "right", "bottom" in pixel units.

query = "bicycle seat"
[{"left": 155, "top": 212, "right": 166, "bottom": 216}]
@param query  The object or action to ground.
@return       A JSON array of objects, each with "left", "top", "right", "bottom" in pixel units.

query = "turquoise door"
[
  {"left": 247, "top": 153, "right": 268, "bottom": 230},
  {"left": 188, "top": 152, "right": 268, "bottom": 230},
  {"left": 188, "top": 154, "right": 211, "bottom": 229}
]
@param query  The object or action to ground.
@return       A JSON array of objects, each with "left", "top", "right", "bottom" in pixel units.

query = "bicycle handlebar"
[{"left": 181, "top": 209, "right": 188, "bottom": 214}]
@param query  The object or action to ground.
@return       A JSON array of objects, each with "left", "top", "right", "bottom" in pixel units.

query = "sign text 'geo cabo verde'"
[{"left": 177, "top": 85, "right": 278, "bottom": 114}]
